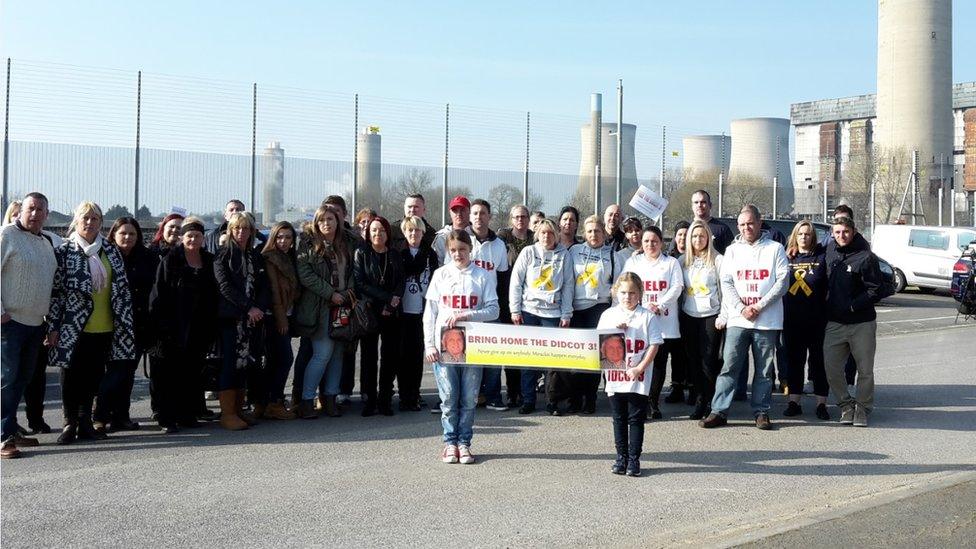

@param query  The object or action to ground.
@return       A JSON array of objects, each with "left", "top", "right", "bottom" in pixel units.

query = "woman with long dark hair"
[
  {"left": 354, "top": 216, "right": 405, "bottom": 416},
  {"left": 213, "top": 212, "right": 270, "bottom": 431},
  {"left": 47, "top": 202, "right": 136, "bottom": 444},
  {"left": 148, "top": 217, "right": 219, "bottom": 432},
  {"left": 259, "top": 221, "right": 299, "bottom": 420},
  {"left": 92, "top": 216, "right": 158, "bottom": 432},
  {"left": 294, "top": 205, "right": 352, "bottom": 419}
]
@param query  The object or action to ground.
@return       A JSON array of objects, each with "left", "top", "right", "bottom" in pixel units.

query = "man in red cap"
[{"left": 432, "top": 195, "right": 471, "bottom": 264}]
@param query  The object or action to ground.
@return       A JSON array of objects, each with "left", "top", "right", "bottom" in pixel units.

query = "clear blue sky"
[{"left": 2, "top": 0, "right": 973, "bottom": 134}]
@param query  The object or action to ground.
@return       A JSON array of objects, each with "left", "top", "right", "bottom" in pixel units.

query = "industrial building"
[
  {"left": 576, "top": 94, "right": 638, "bottom": 213},
  {"left": 790, "top": 82, "right": 975, "bottom": 219},
  {"left": 681, "top": 134, "right": 730, "bottom": 180}
]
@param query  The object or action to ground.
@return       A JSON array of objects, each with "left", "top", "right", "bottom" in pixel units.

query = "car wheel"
[{"left": 892, "top": 268, "right": 907, "bottom": 293}]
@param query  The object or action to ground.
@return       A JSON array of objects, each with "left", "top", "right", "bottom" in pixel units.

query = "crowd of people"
[{"left": 0, "top": 189, "right": 887, "bottom": 476}]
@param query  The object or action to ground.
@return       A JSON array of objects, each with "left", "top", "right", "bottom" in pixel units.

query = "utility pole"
[
  {"left": 442, "top": 103, "right": 449, "bottom": 227},
  {"left": 523, "top": 111, "right": 530, "bottom": 205},
  {"left": 250, "top": 83, "right": 257, "bottom": 212},
  {"left": 615, "top": 79, "right": 623, "bottom": 205},
  {"left": 134, "top": 70, "right": 142, "bottom": 218},
  {"left": 352, "top": 94, "right": 359, "bottom": 217}
]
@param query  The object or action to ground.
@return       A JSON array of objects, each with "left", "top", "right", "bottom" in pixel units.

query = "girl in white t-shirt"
[
  {"left": 423, "top": 230, "right": 499, "bottom": 465},
  {"left": 597, "top": 272, "right": 663, "bottom": 477}
]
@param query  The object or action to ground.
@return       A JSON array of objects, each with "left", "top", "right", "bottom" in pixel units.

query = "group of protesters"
[{"left": 0, "top": 189, "right": 885, "bottom": 476}]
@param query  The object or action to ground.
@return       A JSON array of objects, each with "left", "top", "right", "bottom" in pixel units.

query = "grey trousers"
[{"left": 823, "top": 320, "right": 876, "bottom": 413}]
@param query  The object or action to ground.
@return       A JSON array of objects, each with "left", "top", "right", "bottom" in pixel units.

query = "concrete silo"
[
  {"left": 682, "top": 135, "right": 730, "bottom": 181},
  {"left": 876, "top": 0, "right": 953, "bottom": 220},
  {"left": 356, "top": 126, "right": 382, "bottom": 205},
  {"left": 729, "top": 117, "right": 794, "bottom": 214},
  {"left": 261, "top": 141, "right": 284, "bottom": 226}
]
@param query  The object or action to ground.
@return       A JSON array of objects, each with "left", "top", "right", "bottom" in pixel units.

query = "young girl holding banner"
[
  {"left": 424, "top": 230, "right": 499, "bottom": 465},
  {"left": 597, "top": 272, "right": 662, "bottom": 477}
]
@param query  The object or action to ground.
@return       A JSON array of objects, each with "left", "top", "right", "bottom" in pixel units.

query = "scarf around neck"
[{"left": 70, "top": 232, "right": 108, "bottom": 293}]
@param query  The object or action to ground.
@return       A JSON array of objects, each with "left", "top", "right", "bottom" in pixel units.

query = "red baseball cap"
[{"left": 449, "top": 195, "right": 470, "bottom": 210}]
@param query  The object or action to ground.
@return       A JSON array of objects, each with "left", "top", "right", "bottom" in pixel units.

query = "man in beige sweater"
[{"left": 1, "top": 192, "right": 57, "bottom": 459}]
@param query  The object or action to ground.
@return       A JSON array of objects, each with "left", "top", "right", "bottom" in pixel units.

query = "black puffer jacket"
[
  {"left": 214, "top": 244, "right": 271, "bottom": 321},
  {"left": 825, "top": 237, "right": 884, "bottom": 324},
  {"left": 149, "top": 246, "right": 218, "bottom": 350},
  {"left": 353, "top": 246, "right": 405, "bottom": 316}
]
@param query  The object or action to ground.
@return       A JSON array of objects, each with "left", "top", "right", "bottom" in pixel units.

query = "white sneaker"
[
  {"left": 441, "top": 444, "right": 459, "bottom": 464},
  {"left": 458, "top": 445, "right": 475, "bottom": 464}
]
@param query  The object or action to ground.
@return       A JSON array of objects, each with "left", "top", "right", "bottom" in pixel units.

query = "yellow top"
[{"left": 83, "top": 252, "right": 114, "bottom": 333}]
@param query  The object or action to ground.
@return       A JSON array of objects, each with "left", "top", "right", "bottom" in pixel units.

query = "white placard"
[
  {"left": 628, "top": 185, "right": 668, "bottom": 220},
  {"left": 170, "top": 206, "right": 188, "bottom": 216}
]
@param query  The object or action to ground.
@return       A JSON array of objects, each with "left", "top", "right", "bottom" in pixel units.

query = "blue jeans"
[
  {"left": 434, "top": 361, "right": 483, "bottom": 446},
  {"left": 302, "top": 325, "right": 344, "bottom": 400},
  {"left": 518, "top": 311, "right": 561, "bottom": 406},
  {"left": 1, "top": 320, "right": 44, "bottom": 442},
  {"left": 710, "top": 327, "right": 778, "bottom": 417}
]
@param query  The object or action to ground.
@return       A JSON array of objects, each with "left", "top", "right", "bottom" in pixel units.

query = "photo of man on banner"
[
  {"left": 599, "top": 333, "right": 628, "bottom": 370},
  {"left": 440, "top": 326, "right": 467, "bottom": 364}
]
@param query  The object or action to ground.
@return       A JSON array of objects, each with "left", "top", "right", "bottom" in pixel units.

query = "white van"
[{"left": 871, "top": 224, "right": 976, "bottom": 292}]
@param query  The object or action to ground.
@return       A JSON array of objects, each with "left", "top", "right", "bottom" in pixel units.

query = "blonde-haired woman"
[
  {"left": 509, "top": 217, "right": 574, "bottom": 415},
  {"left": 678, "top": 220, "right": 723, "bottom": 420},
  {"left": 3, "top": 200, "right": 21, "bottom": 224},
  {"left": 47, "top": 202, "right": 135, "bottom": 444},
  {"left": 782, "top": 220, "right": 829, "bottom": 420},
  {"left": 213, "top": 211, "right": 270, "bottom": 430}
]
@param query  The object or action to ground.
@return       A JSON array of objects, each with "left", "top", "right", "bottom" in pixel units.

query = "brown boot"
[
  {"left": 218, "top": 390, "right": 249, "bottom": 431},
  {"left": 264, "top": 401, "right": 296, "bottom": 420},
  {"left": 235, "top": 391, "right": 259, "bottom": 426},
  {"left": 253, "top": 403, "right": 267, "bottom": 420},
  {"left": 323, "top": 395, "right": 342, "bottom": 418}
]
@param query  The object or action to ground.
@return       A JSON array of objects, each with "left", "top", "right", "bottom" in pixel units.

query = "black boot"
[
  {"left": 57, "top": 422, "right": 78, "bottom": 445},
  {"left": 663, "top": 384, "right": 685, "bottom": 404},
  {"left": 77, "top": 412, "right": 107, "bottom": 441},
  {"left": 612, "top": 452, "right": 628, "bottom": 475},
  {"left": 626, "top": 456, "right": 642, "bottom": 477},
  {"left": 690, "top": 400, "right": 710, "bottom": 421}
]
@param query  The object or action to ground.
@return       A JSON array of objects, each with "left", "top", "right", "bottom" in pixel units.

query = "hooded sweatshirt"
[
  {"left": 571, "top": 243, "right": 615, "bottom": 310},
  {"left": 719, "top": 234, "right": 789, "bottom": 330},
  {"left": 509, "top": 242, "right": 575, "bottom": 321},
  {"left": 621, "top": 252, "right": 685, "bottom": 338},
  {"left": 680, "top": 253, "right": 724, "bottom": 318},
  {"left": 422, "top": 261, "right": 499, "bottom": 352}
]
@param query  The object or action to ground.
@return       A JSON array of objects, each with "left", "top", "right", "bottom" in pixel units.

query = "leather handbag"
[{"left": 329, "top": 292, "right": 378, "bottom": 342}]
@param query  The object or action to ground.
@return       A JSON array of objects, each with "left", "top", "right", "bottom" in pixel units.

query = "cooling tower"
[
  {"left": 356, "top": 126, "right": 382, "bottom": 204},
  {"left": 729, "top": 117, "right": 794, "bottom": 214},
  {"left": 682, "top": 135, "right": 730, "bottom": 180},
  {"left": 876, "top": 0, "right": 953, "bottom": 219},
  {"left": 577, "top": 122, "right": 638, "bottom": 213},
  {"left": 261, "top": 141, "right": 284, "bottom": 226}
]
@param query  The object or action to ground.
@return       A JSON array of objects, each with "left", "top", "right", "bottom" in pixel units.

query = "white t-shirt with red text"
[
  {"left": 422, "top": 262, "right": 500, "bottom": 352},
  {"left": 719, "top": 236, "right": 789, "bottom": 330},
  {"left": 597, "top": 305, "right": 664, "bottom": 396},
  {"left": 621, "top": 253, "right": 684, "bottom": 338}
]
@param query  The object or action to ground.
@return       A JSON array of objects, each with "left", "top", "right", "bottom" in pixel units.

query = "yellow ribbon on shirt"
[
  {"left": 576, "top": 263, "right": 599, "bottom": 289},
  {"left": 532, "top": 265, "right": 555, "bottom": 291},
  {"left": 788, "top": 269, "right": 813, "bottom": 297},
  {"left": 687, "top": 271, "right": 709, "bottom": 296}
]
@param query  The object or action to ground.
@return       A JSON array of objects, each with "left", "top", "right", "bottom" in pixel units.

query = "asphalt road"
[{"left": 2, "top": 291, "right": 974, "bottom": 548}]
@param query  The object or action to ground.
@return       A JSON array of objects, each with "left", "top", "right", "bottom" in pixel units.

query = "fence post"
[
  {"left": 250, "top": 83, "right": 257, "bottom": 212},
  {"left": 2, "top": 58, "right": 10, "bottom": 213},
  {"left": 442, "top": 103, "right": 449, "bottom": 227},
  {"left": 717, "top": 172, "right": 724, "bottom": 218},
  {"left": 352, "top": 93, "right": 359, "bottom": 217},
  {"left": 134, "top": 70, "right": 142, "bottom": 218},
  {"left": 658, "top": 125, "right": 665, "bottom": 227},
  {"left": 772, "top": 176, "right": 777, "bottom": 220},
  {"left": 523, "top": 111, "right": 529, "bottom": 205},
  {"left": 870, "top": 174, "right": 876, "bottom": 236},
  {"left": 823, "top": 182, "right": 828, "bottom": 222},
  {"left": 616, "top": 79, "right": 623, "bottom": 206}
]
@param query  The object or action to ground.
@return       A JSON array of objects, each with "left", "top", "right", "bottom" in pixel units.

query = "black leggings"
[
  {"left": 359, "top": 313, "right": 401, "bottom": 406},
  {"left": 609, "top": 392, "right": 648, "bottom": 460},
  {"left": 569, "top": 303, "right": 610, "bottom": 406},
  {"left": 784, "top": 319, "right": 829, "bottom": 397},
  {"left": 60, "top": 332, "right": 112, "bottom": 424},
  {"left": 649, "top": 338, "right": 686, "bottom": 407},
  {"left": 679, "top": 312, "right": 722, "bottom": 406}
]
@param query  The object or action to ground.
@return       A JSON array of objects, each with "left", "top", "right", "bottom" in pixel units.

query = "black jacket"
[
  {"left": 825, "top": 237, "right": 884, "bottom": 324},
  {"left": 353, "top": 246, "right": 405, "bottom": 315},
  {"left": 204, "top": 221, "right": 268, "bottom": 255},
  {"left": 214, "top": 244, "right": 271, "bottom": 321},
  {"left": 784, "top": 245, "right": 827, "bottom": 325},
  {"left": 149, "top": 246, "right": 218, "bottom": 350},
  {"left": 605, "top": 229, "right": 627, "bottom": 253},
  {"left": 390, "top": 217, "right": 437, "bottom": 252},
  {"left": 122, "top": 245, "right": 161, "bottom": 353},
  {"left": 706, "top": 218, "right": 734, "bottom": 255}
]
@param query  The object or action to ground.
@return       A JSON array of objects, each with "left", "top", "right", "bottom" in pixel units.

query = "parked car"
[
  {"left": 713, "top": 217, "right": 832, "bottom": 244},
  {"left": 951, "top": 242, "right": 976, "bottom": 302},
  {"left": 870, "top": 224, "right": 976, "bottom": 292}
]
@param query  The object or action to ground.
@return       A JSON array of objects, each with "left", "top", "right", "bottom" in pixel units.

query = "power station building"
[{"left": 790, "top": 82, "right": 976, "bottom": 217}]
